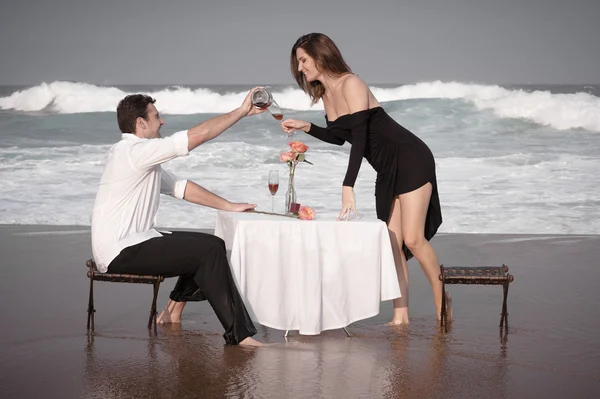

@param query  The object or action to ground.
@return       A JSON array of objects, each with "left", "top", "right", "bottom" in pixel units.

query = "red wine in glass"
[{"left": 268, "top": 170, "right": 279, "bottom": 212}]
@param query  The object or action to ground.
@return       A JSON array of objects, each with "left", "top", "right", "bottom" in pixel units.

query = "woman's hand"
[
  {"left": 338, "top": 186, "right": 358, "bottom": 221},
  {"left": 281, "top": 119, "right": 310, "bottom": 134}
]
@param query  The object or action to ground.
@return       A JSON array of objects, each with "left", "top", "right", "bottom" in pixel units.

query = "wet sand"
[{"left": 1, "top": 224, "right": 599, "bottom": 398}]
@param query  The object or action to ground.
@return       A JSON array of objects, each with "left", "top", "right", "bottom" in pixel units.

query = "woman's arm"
[
  {"left": 340, "top": 76, "right": 370, "bottom": 188},
  {"left": 305, "top": 123, "right": 345, "bottom": 145},
  {"left": 281, "top": 119, "right": 345, "bottom": 145}
]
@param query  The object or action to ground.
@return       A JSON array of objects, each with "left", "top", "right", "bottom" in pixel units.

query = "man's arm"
[
  {"left": 182, "top": 181, "right": 256, "bottom": 212},
  {"left": 186, "top": 87, "right": 265, "bottom": 151},
  {"left": 186, "top": 107, "right": 245, "bottom": 151},
  {"left": 127, "top": 87, "right": 265, "bottom": 170}
]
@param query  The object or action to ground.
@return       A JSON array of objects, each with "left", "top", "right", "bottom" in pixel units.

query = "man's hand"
[
  {"left": 238, "top": 87, "right": 268, "bottom": 117},
  {"left": 182, "top": 181, "right": 257, "bottom": 212},
  {"left": 227, "top": 202, "right": 257, "bottom": 212}
]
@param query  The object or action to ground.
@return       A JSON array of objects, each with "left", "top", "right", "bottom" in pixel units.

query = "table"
[{"left": 214, "top": 211, "right": 401, "bottom": 335}]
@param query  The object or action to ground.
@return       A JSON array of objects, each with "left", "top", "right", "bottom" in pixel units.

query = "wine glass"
[
  {"left": 286, "top": 128, "right": 297, "bottom": 138},
  {"left": 268, "top": 170, "right": 279, "bottom": 212}
]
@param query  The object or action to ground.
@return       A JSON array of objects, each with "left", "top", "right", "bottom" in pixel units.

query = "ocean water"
[{"left": 0, "top": 81, "right": 599, "bottom": 233}]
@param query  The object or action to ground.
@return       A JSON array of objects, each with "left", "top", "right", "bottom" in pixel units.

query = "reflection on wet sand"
[
  {"left": 381, "top": 324, "right": 510, "bottom": 399},
  {"left": 84, "top": 326, "right": 258, "bottom": 398},
  {"left": 83, "top": 321, "right": 515, "bottom": 399}
]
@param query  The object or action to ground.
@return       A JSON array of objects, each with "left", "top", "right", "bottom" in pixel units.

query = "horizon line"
[{"left": 1, "top": 81, "right": 599, "bottom": 87}]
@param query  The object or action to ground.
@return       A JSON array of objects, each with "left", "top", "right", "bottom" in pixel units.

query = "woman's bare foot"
[
  {"left": 157, "top": 300, "right": 185, "bottom": 324},
  {"left": 387, "top": 307, "right": 409, "bottom": 325},
  {"left": 239, "top": 337, "right": 264, "bottom": 347}
]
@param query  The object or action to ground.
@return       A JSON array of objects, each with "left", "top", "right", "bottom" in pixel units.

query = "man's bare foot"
[
  {"left": 157, "top": 308, "right": 180, "bottom": 324},
  {"left": 239, "top": 337, "right": 264, "bottom": 347},
  {"left": 387, "top": 307, "right": 409, "bottom": 325},
  {"left": 157, "top": 300, "right": 185, "bottom": 324}
]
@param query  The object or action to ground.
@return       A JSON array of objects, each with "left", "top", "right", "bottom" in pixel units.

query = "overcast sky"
[{"left": 1, "top": 0, "right": 599, "bottom": 85}]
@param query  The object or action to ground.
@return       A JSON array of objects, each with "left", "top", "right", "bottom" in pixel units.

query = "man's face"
[{"left": 139, "top": 104, "right": 164, "bottom": 138}]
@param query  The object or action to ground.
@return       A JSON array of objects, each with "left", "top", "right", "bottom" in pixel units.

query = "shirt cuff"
[
  {"left": 172, "top": 130, "right": 190, "bottom": 157},
  {"left": 173, "top": 179, "right": 188, "bottom": 200}
]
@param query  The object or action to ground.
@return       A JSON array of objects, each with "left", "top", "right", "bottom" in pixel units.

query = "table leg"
[{"left": 343, "top": 327, "right": 352, "bottom": 337}]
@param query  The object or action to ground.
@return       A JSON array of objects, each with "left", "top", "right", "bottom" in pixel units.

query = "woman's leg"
[
  {"left": 387, "top": 196, "right": 410, "bottom": 324},
  {"left": 400, "top": 183, "right": 450, "bottom": 320}
]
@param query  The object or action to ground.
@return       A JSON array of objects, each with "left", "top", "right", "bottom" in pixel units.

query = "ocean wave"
[
  {"left": 1, "top": 81, "right": 599, "bottom": 131},
  {"left": 1, "top": 141, "right": 598, "bottom": 234}
]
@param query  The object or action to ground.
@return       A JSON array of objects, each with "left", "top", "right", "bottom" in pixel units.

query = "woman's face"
[{"left": 296, "top": 47, "right": 320, "bottom": 82}]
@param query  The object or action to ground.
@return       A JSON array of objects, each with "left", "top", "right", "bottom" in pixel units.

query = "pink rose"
[
  {"left": 280, "top": 151, "right": 295, "bottom": 162},
  {"left": 289, "top": 141, "right": 309, "bottom": 153},
  {"left": 298, "top": 206, "right": 316, "bottom": 220}
]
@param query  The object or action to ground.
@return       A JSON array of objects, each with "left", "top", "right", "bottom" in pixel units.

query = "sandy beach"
[{"left": 1, "top": 224, "right": 599, "bottom": 398}]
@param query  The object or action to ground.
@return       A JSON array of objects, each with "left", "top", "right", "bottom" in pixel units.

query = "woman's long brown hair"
[{"left": 290, "top": 33, "right": 352, "bottom": 105}]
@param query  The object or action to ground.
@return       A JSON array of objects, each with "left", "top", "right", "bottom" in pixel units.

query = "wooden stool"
[
  {"left": 439, "top": 264, "right": 515, "bottom": 332},
  {"left": 86, "top": 259, "right": 164, "bottom": 335}
]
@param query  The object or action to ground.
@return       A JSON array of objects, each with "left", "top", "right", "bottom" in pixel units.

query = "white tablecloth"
[{"left": 214, "top": 211, "right": 401, "bottom": 335}]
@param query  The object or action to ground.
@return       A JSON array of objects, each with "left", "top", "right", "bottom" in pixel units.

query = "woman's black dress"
[{"left": 305, "top": 106, "right": 442, "bottom": 260}]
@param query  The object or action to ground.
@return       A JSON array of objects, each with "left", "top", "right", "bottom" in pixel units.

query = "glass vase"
[{"left": 285, "top": 169, "right": 297, "bottom": 214}]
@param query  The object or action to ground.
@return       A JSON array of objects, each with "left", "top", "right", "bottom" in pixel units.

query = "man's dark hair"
[{"left": 116, "top": 94, "right": 156, "bottom": 133}]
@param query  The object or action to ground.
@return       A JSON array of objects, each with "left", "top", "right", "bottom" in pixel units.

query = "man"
[{"left": 91, "top": 88, "right": 265, "bottom": 346}]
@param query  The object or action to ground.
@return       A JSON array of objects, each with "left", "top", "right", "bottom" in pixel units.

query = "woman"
[{"left": 281, "top": 33, "right": 449, "bottom": 324}]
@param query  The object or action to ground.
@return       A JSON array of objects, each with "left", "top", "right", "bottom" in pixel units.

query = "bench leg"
[
  {"left": 87, "top": 276, "right": 95, "bottom": 332},
  {"left": 148, "top": 280, "right": 161, "bottom": 335},
  {"left": 440, "top": 281, "right": 447, "bottom": 332},
  {"left": 500, "top": 283, "right": 509, "bottom": 330}
]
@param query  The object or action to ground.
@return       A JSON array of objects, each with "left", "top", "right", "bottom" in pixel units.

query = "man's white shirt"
[{"left": 91, "top": 131, "right": 189, "bottom": 272}]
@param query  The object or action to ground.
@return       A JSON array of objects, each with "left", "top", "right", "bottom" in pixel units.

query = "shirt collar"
[{"left": 121, "top": 133, "right": 144, "bottom": 141}]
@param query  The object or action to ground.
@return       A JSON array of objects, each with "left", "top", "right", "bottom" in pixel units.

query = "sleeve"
[
  {"left": 160, "top": 167, "right": 188, "bottom": 199},
  {"left": 127, "top": 130, "right": 189, "bottom": 170},
  {"left": 305, "top": 123, "right": 345, "bottom": 145},
  {"left": 342, "top": 113, "right": 369, "bottom": 187}
]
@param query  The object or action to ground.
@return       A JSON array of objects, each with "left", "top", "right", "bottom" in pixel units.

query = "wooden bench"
[
  {"left": 439, "top": 264, "right": 515, "bottom": 332},
  {"left": 86, "top": 259, "right": 164, "bottom": 335}
]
